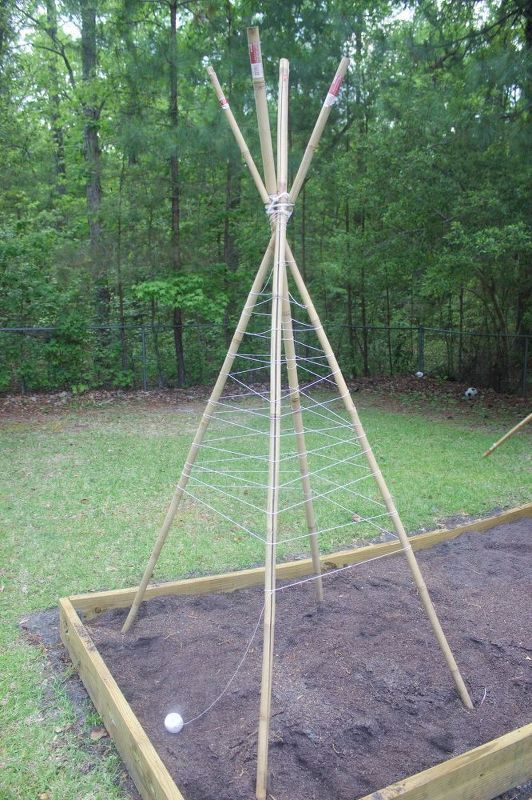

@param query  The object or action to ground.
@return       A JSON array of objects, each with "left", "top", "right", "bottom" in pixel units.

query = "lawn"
[{"left": 0, "top": 391, "right": 530, "bottom": 800}]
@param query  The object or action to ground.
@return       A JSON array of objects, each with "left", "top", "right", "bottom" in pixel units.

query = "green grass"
[{"left": 0, "top": 398, "right": 530, "bottom": 799}]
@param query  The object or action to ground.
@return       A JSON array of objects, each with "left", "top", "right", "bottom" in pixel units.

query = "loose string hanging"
[
  {"left": 181, "top": 543, "right": 404, "bottom": 727},
  {"left": 183, "top": 604, "right": 265, "bottom": 726}
]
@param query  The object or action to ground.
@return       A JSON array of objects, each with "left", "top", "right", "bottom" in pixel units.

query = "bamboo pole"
[
  {"left": 206, "top": 66, "right": 270, "bottom": 205},
  {"left": 284, "top": 240, "right": 474, "bottom": 710},
  {"left": 247, "top": 27, "right": 276, "bottom": 195},
  {"left": 121, "top": 237, "right": 276, "bottom": 633},
  {"left": 483, "top": 413, "right": 531, "bottom": 458},
  {"left": 246, "top": 29, "right": 323, "bottom": 599},
  {"left": 289, "top": 56, "right": 350, "bottom": 204},
  {"left": 281, "top": 268, "right": 324, "bottom": 601},
  {"left": 209, "top": 56, "right": 350, "bottom": 212},
  {"left": 221, "top": 50, "right": 351, "bottom": 603},
  {"left": 256, "top": 58, "right": 289, "bottom": 800}
]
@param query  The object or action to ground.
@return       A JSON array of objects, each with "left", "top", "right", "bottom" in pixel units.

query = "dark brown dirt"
[{"left": 87, "top": 520, "right": 532, "bottom": 800}]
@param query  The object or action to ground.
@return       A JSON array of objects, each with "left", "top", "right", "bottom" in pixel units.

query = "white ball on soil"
[
  {"left": 464, "top": 387, "right": 478, "bottom": 398},
  {"left": 415, "top": 371, "right": 424, "bottom": 378},
  {"left": 164, "top": 712, "right": 184, "bottom": 734}
]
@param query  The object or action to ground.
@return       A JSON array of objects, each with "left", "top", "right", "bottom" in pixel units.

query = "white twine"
[
  {"left": 268, "top": 547, "right": 400, "bottom": 593},
  {"left": 181, "top": 543, "right": 405, "bottom": 726},
  {"left": 179, "top": 485, "right": 266, "bottom": 543},
  {"left": 183, "top": 604, "right": 265, "bottom": 726},
  {"left": 265, "top": 192, "right": 294, "bottom": 222}
]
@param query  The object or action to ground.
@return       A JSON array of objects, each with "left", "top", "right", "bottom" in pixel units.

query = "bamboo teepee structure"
[{"left": 122, "top": 28, "right": 473, "bottom": 800}]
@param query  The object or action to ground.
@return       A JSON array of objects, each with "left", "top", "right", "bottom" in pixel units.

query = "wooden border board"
[{"left": 60, "top": 503, "right": 532, "bottom": 800}]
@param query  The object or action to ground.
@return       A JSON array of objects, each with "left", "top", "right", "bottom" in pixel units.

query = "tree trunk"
[
  {"left": 344, "top": 198, "right": 356, "bottom": 378},
  {"left": 173, "top": 307, "right": 185, "bottom": 387},
  {"left": 354, "top": 23, "right": 369, "bottom": 377},
  {"left": 45, "top": 0, "right": 66, "bottom": 198},
  {"left": 360, "top": 263, "right": 369, "bottom": 377},
  {"left": 150, "top": 298, "right": 164, "bottom": 388},
  {"left": 458, "top": 286, "right": 464, "bottom": 379},
  {"left": 168, "top": 0, "right": 184, "bottom": 386},
  {"left": 122, "top": 2, "right": 141, "bottom": 165},
  {"left": 117, "top": 158, "right": 128, "bottom": 370},
  {"left": 80, "top": 0, "right": 107, "bottom": 325},
  {"left": 347, "top": 281, "right": 356, "bottom": 378},
  {"left": 385, "top": 275, "right": 393, "bottom": 375}
]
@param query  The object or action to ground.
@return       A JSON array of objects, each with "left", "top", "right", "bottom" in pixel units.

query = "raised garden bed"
[{"left": 60, "top": 504, "right": 532, "bottom": 800}]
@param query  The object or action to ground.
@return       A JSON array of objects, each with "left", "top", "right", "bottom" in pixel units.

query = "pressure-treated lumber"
[
  {"left": 483, "top": 412, "right": 531, "bottom": 458},
  {"left": 256, "top": 57, "right": 290, "bottom": 800},
  {"left": 359, "top": 722, "right": 532, "bottom": 800},
  {"left": 61, "top": 505, "right": 532, "bottom": 800},
  {"left": 70, "top": 503, "right": 532, "bottom": 620},
  {"left": 284, "top": 240, "right": 474, "bottom": 710},
  {"left": 60, "top": 598, "right": 184, "bottom": 800},
  {"left": 121, "top": 236, "right": 276, "bottom": 633}
]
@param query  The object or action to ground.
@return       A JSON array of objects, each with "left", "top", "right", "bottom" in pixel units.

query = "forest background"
[{"left": 1, "top": 0, "right": 530, "bottom": 395}]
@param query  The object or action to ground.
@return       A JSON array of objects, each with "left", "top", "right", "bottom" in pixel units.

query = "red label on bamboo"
[
  {"left": 249, "top": 42, "right": 264, "bottom": 78},
  {"left": 249, "top": 42, "right": 261, "bottom": 64},
  {"left": 328, "top": 73, "right": 344, "bottom": 97},
  {"left": 219, "top": 96, "right": 229, "bottom": 109}
]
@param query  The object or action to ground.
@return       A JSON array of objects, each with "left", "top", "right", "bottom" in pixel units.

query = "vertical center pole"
[{"left": 256, "top": 57, "right": 290, "bottom": 800}]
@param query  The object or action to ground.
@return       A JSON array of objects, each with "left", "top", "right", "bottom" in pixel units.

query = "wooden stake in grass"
[
  {"left": 483, "top": 413, "right": 531, "bottom": 458},
  {"left": 256, "top": 58, "right": 290, "bottom": 800}
]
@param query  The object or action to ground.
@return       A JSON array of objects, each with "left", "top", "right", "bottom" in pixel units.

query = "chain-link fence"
[{"left": 0, "top": 323, "right": 529, "bottom": 397}]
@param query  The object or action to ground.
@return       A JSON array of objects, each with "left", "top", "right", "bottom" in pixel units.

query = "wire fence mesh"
[{"left": 0, "top": 323, "right": 529, "bottom": 397}]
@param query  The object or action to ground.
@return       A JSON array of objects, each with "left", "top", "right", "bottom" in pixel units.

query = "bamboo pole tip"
[
  {"left": 247, "top": 26, "right": 259, "bottom": 40},
  {"left": 279, "top": 58, "right": 289, "bottom": 75}
]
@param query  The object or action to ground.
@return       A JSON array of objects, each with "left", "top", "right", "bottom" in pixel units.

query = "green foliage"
[
  {"left": 45, "top": 315, "right": 90, "bottom": 388},
  {"left": 0, "top": 0, "right": 530, "bottom": 392},
  {"left": 133, "top": 274, "right": 227, "bottom": 322}
]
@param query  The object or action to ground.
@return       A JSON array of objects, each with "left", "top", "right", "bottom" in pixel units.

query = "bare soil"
[{"left": 87, "top": 519, "right": 532, "bottom": 800}]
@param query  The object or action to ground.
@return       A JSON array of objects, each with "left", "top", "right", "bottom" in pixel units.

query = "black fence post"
[
  {"left": 140, "top": 327, "right": 148, "bottom": 391},
  {"left": 523, "top": 336, "right": 529, "bottom": 399},
  {"left": 417, "top": 325, "right": 425, "bottom": 374}
]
